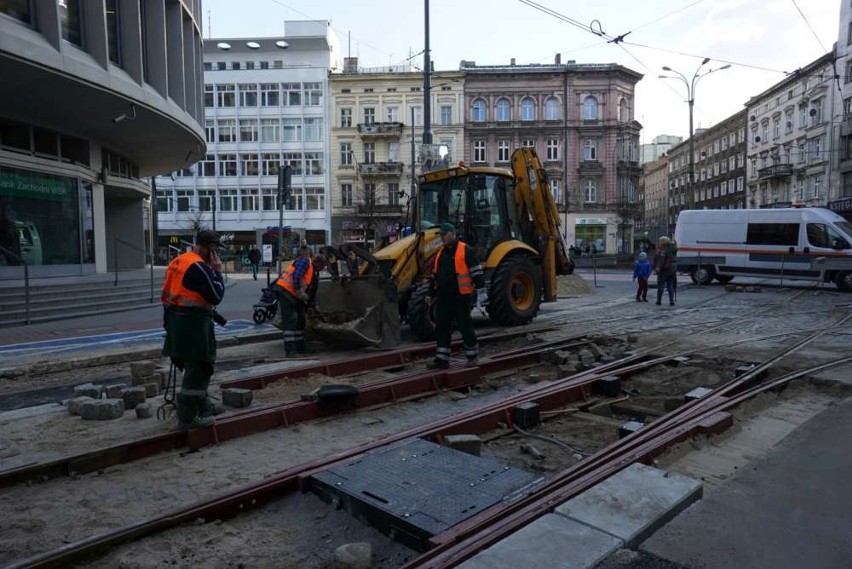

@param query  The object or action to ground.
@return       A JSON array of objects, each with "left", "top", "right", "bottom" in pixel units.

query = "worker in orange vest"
[
  {"left": 161, "top": 230, "right": 226, "bottom": 429},
  {"left": 428, "top": 223, "right": 486, "bottom": 369},
  {"left": 273, "top": 244, "right": 317, "bottom": 356}
]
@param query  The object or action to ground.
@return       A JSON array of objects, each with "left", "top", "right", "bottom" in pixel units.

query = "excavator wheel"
[
  {"left": 487, "top": 255, "right": 542, "bottom": 326},
  {"left": 407, "top": 283, "right": 437, "bottom": 341}
]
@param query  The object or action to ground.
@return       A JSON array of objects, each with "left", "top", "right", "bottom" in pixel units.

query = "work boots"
[
  {"left": 465, "top": 357, "right": 478, "bottom": 368},
  {"left": 427, "top": 358, "right": 449, "bottom": 370}
]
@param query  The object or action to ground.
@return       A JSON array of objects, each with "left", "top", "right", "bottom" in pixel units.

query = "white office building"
[{"left": 155, "top": 21, "right": 340, "bottom": 260}]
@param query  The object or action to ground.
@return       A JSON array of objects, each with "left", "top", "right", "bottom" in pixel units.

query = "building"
[
  {"left": 329, "top": 59, "right": 464, "bottom": 244},
  {"left": 666, "top": 110, "right": 747, "bottom": 231},
  {"left": 832, "top": 1, "right": 852, "bottom": 219},
  {"left": 0, "top": 0, "right": 205, "bottom": 277},
  {"left": 155, "top": 21, "right": 340, "bottom": 259},
  {"left": 462, "top": 57, "right": 643, "bottom": 255},
  {"left": 640, "top": 134, "right": 683, "bottom": 164},
  {"left": 639, "top": 156, "right": 669, "bottom": 242},
  {"left": 745, "top": 52, "right": 836, "bottom": 210}
]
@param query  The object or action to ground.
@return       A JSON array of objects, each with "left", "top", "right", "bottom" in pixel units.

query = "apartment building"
[
  {"left": 640, "top": 156, "right": 669, "bottom": 242},
  {"left": 832, "top": 1, "right": 852, "bottom": 220}
]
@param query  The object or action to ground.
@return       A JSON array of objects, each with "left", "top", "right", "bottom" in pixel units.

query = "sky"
[{"left": 202, "top": 0, "right": 841, "bottom": 142}]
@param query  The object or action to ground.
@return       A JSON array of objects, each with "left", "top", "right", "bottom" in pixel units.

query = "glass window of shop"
[
  {"left": 574, "top": 224, "right": 606, "bottom": 254},
  {"left": 0, "top": 167, "right": 93, "bottom": 267}
]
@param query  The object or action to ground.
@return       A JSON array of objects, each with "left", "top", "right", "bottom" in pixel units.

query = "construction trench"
[{"left": 1, "top": 282, "right": 852, "bottom": 568}]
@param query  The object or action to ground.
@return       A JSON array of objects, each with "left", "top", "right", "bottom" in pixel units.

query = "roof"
[{"left": 744, "top": 51, "right": 835, "bottom": 107}]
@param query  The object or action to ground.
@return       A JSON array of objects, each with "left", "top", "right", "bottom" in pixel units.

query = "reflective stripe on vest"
[
  {"left": 275, "top": 259, "right": 315, "bottom": 296},
  {"left": 433, "top": 241, "right": 474, "bottom": 295},
  {"left": 161, "top": 251, "right": 212, "bottom": 310}
]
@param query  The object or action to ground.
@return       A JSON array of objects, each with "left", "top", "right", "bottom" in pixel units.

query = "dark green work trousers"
[
  {"left": 435, "top": 293, "right": 478, "bottom": 362},
  {"left": 176, "top": 360, "right": 214, "bottom": 424},
  {"left": 277, "top": 289, "right": 306, "bottom": 355}
]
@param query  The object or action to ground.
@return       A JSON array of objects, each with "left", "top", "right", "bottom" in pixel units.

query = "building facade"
[
  {"left": 640, "top": 134, "right": 683, "bottom": 164},
  {"left": 0, "top": 0, "right": 205, "bottom": 277},
  {"left": 329, "top": 60, "right": 464, "bottom": 245},
  {"left": 639, "top": 156, "right": 668, "bottom": 242},
  {"left": 462, "top": 58, "right": 643, "bottom": 255},
  {"left": 745, "top": 52, "right": 836, "bottom": 210},
  {"left": 832, "top": 1, "right": 852, "bottom": 219},
  {"left": 155, "top": 21, "right": 340, "bottom": 258}
]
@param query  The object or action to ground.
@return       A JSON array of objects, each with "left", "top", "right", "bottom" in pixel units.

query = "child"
[{"left": 633, "top": 252, "right": 652, "bottom": 302}]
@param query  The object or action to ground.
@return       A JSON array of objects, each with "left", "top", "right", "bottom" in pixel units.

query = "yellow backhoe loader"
[{"left": 307, "top": 147, "right": 574, "bottom": 347}]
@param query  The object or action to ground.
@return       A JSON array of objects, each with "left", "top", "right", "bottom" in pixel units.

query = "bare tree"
[{"left": 184, "top": 209, "right": 209, "bottom": 234}]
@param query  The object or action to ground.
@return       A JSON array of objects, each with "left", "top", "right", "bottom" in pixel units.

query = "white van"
[{"left": 673, "top": 208, "right": 852, "bottom": 291}]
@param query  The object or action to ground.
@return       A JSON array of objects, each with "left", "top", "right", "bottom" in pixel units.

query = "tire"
[
  {"left": 265, "top": 307, "right": 277, "bottom": 319},
  {"left": 835, "top": 271, "right": 852, "bottom": 292},
  {"left": 487, "top": 255, "right": 542, "bottom": 326},
  {"left": 691, "top": 265, "right": 715, "bottom": 286},
  {"left": 253, "top": 309, "right": 267, "bottom": 324},
  {"left": 715, "top": 275, "right": 734, "bottom": 284},
  {"left": 407, "top": 283, "right": 437, "bottom": 341}
]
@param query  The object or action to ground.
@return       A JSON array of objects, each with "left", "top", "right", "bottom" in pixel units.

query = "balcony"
[
  {"left": 357, "top": 122, "right": 404, "bottom": 137},
  {"left": 359, "top": 162, "right": 404, "bottom": 176},
  {"left": 356, "top": 204, "right": 404, "bottom": 215},
  {"left": 757, "top": 163, "right": 794, "bottom": 179}
]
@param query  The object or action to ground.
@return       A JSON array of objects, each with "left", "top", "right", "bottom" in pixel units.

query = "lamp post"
[{"left": 659, "top": 59, "right": 731, "bottom": 211}]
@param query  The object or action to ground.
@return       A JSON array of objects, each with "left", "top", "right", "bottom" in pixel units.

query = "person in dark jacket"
[
  {"left": 653, "top": 236, "right": 677, "bottom": 306},
  {"left": 633, "top": 251, "right": 652, "bottom": 302},
  {"left": 247, "top": 245, "right": 262, "bottom": 280},
  {"left": 161, "top": 230, "right": 226, "bottom": 429},
  {"left": 427, "top": 223, "right": 486, "bottom": 369}
]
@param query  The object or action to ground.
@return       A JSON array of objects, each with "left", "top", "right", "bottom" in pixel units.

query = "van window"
[
  {"left": 17, "top": 227, "right": 33, "bottom": 246},
  {"left": 837, "top": 221, "right": 852, "bottom": 239},
  {"left": 807, "top": 223, "right": 850, "bottom": 249},
  {"left": 746, "top": 223, "right": 799, "bottom": 246}
]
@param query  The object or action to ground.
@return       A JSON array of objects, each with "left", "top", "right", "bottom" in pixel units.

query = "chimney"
[
  {"left": 510, "top": 58, "right": 516, "bottom": 66},
  {"left": 555, "top": 53, "right": 561, "bottom": 65},
  {"left": 343, "top": 57, "right": 358, "bottom": 73}
]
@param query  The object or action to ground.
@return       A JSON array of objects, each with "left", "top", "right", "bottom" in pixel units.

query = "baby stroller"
[{"left": 252, "top": 287, "right": 279, "bottom": 324}]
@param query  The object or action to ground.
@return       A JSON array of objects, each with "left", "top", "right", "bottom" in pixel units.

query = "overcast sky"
[{"left": 202, "top": 0, "right": 841, "bottom": 142}]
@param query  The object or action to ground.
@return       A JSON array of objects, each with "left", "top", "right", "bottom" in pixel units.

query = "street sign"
[{"left": 262, "top": 244, "right": 273, "bottom": 263}]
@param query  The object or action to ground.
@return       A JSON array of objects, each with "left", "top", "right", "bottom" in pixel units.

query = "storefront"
[
  {"left": 829, "top": 196, "right": 852, "bottom": 223},
  {"left": 572, "top": 216, "right": 610, "bottom": 254},
  {"left": 0, "top": 166, "right": 95, "bottom": 276}
]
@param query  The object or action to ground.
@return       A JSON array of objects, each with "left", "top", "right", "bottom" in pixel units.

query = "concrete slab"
[
  {"left": 555, "top": 463, "right": 702, "bottom": 548},
  {"left": 457, "top": 514, "right": 622, "bottom": 569}
]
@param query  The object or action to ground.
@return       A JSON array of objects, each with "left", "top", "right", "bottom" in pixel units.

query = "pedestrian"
[
  {"left": 427, "top": 223, "right": 487, "bottom": 369},
  {"left": 161, "top": 230, "right": 226, "bottom": 429},
  {"left": 653, "top": 236, "right": 677, "bottom": 306},
  {"left": 273, "top": 244, "right": 315, "bottom": 357},
  {"left": 247, "top": 244, "right": 261, "bottom": 281},
  {"left": 633, "top": 251, "right": 652, "bottom": 302}
]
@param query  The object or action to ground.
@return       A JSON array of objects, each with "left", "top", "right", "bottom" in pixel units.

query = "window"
[
  {"left": 305, "top": 187, "right": 324, "bottom": 210},
  {"left": 282, "top": 83, "right": 301, "bottom": 106},
  {"left": 204, "top": 84, "right": 214, "bottom": 107},
  {"left": 340, "top": 108, "right": 352, "bottom": 128},
  {"left": 259, "top": 119, "right": 279, "bottom": 143},
  {"left": 582, "top": 96, "right": 598, "bottom": 120},
  {"left": 721, "top": 181, "right": 728, "bottom": 195},
  {"left": 388, "top": 183, "right": 400, "bottom": 206},
  {"left": 496, "top": 98, "right": 511, "bottom": 122},
  {"left": 773, "top": 117, "right": 780, "bottom": 138},
  {"left": 261, "top": 153, "right": 280, "bottom": 176},
  {"left": 807, "top": 223, "right": 847, "bottom": 249},
  {"left": 243, "top": 61, "right": 252, "bottom": 70},
  {"left": 216, "top": 62, "right": 226, "bottom": 71},
  {"left": 262, "top": 188, "right": 278, "bottom": 211},
  {"left": 0, "top": 0, "right": 31, "bottom": 23},
  {"left": 364, "top": 108, "right": 376, "bottom": 125},
  {"left": 473, "top": 141, "right": 486, "bottom": 163},
  {"left": 175, "top": 190, "right": 191, "bottom": 212},
  {"left": 282, "top": 152, "right": 303, "bottom": 175},
  {"left": 217, "top": 84, "right": 235, "bottom": 107},
  {"left": 412, "top": 106, "right": 423, "bottom": 126},
  {"left": 814, "top": 174, "right": 823, "bottom": 198},
  {"left": 812, "top": 136, "right": 822, "bottom": 161},
  {"left": 799, "top": 104, "right": 807, "bottom": 128},
  {"left": 340, "top": 143, "right": 353, "bottom": 166},
  {"left": 583, "top": 139, "right": 597, "bottom": 161},
  {"left": 282, "top": 118, "right": 302, "bottom": 142},
  {"left": 239, "top": 119, "right": 258, "bottom": 142},
  {"left": 239, "top": 153, "right": 259, "bottom": 176},
  {"left": 261, "top": 83, "right": 279, "bottom": 106},
  {"left": 106, "top": 0, "right": 120, "bottom": 64},
  {"left": 471, "top": 98, "right": 486, "bottom": 122},
  {"left": 440, "top": 105, "right": 452, "bottom": 126},
  {"left": 550, "top": 179, "right": 560, "bottom": 204},
  {"left": 218, "top": 154, "right": 237, "bottom": 177},
  {"left": 217, "top": 119, "right": 236, "bottom": 143},
  {"left": 304, "top": 118, "right": 323, "bottom": 142},
  {"left": 341, "top": 183, "right": 353, "bottom": 207},
  {"left": 239, "top": 84, "right": 258, "bottom": 107},
  {"left": 584, "top": 179, "right": 597, "bottom": 203},
  {"left": 363, "top": 142, "right": 376, "bottom": 164},
  {"left": 305, "top": 153, "right": 323, "bottom": 176},
  {"left": 546, "top": 138, "right": 559, "bottom": 161},
  {"left": 364, "top": 183, "right": 376, "bottom": 207},
  {"left": 811, "top": 99, "right": 822, "bottom": 125},
  {"left": 387, "top": 107, "right": 399, "bottom": 122},
  {"left": 497, "top": 140, "right": 510, "bottom": 162},
  {"left": 219, "top": 189, "right": 238, "bottom": 211},
  {"left": 198, "top": 190, "right": 214, "bottom": 212},
  {"left": 618, "top": 98, "right": 629, "bottom": 122},
  {"left": 389, "top": 142, "right": 400, "bottom": 162},
  {"left": 59, "top": 0, "right": 82, "bottom": 46},
  {"left": 737, "top": 177, "right": 744, "bottom": 192},
  {"left": 746, "top": 223, "right": 799, "bottom": 246},
  {"left": 241, "top": 188, "right": 259, "bottom": 211},
  {"left": 288, "top": 188, "right": 304, "bottom": 211},
  {"left": 520, "top": 97, "right": 535, "bottom": 121},
  {"left": 205, "top": 120, "right": 215, "bottom": 142},
  {"left": 785, "top": 109, "right": 794, "bottom": 133},
  {"left": 199, "top": 154, "right": 216, "bottom": 177},
  {"left": 304, "top": 82, "right": 323, "bottom": 106},
  {"left": 545, "top": 97, "right": 560, "bottom": 120},
  {"left": 522, "top": 139, "right": 535, "bottom": 148},
  {"left": 761, "top": 123, "right": 768, "bottom": 144}
]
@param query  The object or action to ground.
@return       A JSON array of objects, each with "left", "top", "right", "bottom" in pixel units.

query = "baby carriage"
[{"left": 252, "top": 287, "right": 279, "bottom": 324}]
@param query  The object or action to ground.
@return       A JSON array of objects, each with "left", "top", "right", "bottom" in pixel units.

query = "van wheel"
[
  {"left": 716, "top": 275, "right": 734, "bottom": 284},
  {"left": 836, "top": 272, "right": 852, "bottom": 292},
  {"left": 691, "top": 266, "right": 714, "bottom": 286}
]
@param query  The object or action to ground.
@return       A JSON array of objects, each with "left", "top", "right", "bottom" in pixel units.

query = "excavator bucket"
[{"left": 306, "top": 276, "right": 401, "bottom": 349}]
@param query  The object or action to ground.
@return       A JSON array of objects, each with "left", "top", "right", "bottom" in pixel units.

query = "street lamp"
[{"left": 659, "top": 59, "right": 731, "bottom": 210}]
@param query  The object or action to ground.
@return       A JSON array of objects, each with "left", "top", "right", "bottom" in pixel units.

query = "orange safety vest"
[
  {"left": 275, "top": 258, "right": 315, "bottom": 296},
  {"left": 433, "top": 241, "right": 474, "bottom": 295},
  {"left": 161, "top": 251, "right": 212, "bottom": 310}
]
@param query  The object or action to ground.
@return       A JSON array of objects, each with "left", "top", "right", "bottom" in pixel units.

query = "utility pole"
[
  {"left": 150, "top": 177, "right": 159, "bottom": 263},
  {"left": 422, "top": 0, "right": 432, "bottom": 145},
  {"left": 277, "top": 164, "right": 292, "bottom": 274}
]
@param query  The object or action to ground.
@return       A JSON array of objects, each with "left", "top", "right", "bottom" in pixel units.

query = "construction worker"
[
  {"left": 428, "top": 223, "right": 486, "bottom": 369},
  {"left": 274, "top": 245, "right": 315, "bottom": 356},
  {"left": 161, "top": 230, "right": 225, "bottom": 429}
]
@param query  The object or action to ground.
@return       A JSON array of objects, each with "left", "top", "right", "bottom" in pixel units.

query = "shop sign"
[
  {"left": 0, "top": 171, "right": 73, "bottom": 202},
  {"left": 575, "top": 217, "right": 607, "bottom": 226}
]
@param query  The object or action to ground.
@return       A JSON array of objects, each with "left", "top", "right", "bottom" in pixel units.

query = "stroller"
[{"left": 252, "top": 287, "right": 279, "bottom": 324}]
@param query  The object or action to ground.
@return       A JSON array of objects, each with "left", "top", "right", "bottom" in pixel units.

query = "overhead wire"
[{"left": 790, "top": 0, "right": 829, "bottom": 53}]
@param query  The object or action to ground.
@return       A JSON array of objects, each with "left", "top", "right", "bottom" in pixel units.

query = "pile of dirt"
[{"left": 557, "top": 274, "right": 593, "bottom": 297}]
